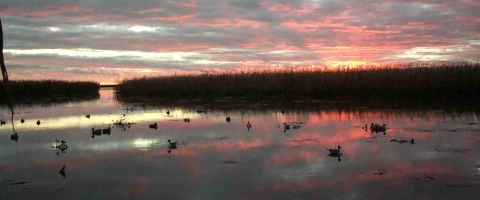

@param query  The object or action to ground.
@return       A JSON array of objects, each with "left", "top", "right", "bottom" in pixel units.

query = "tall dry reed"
[{"left": 116, "top": 62, "right": 480, "bottom": 100}]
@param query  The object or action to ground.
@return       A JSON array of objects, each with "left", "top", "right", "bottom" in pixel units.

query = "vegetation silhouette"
[
  {"left": 0, "top": 80, "right": 100, "bottom": 104},
  {"left": 116, "top": 62, "right": 480, "bottom": 101},
  {"left": 1, "top": 18, "right": 17, "bottom": 136}
]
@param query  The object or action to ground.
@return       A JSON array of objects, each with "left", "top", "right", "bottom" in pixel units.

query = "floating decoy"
[
  {"left": 371, "top": 123, "right": 386, "bottom": 133},
  {"left": 410, "top": 138, "right": 415, "bottom": 144},
  {"left": 226, "top": 116, "right": 231, "bottom": 123},
  {"left": 247, "top": 121, "right": 252, "bottom": 129},
  {"left": 59, "top": 165, "right": 66, "bottom": 178},
  {"left": 196, "top": 109, "right": 206, "bottom": 114},
  {"left": 166, "top": 111, "right": 170, "bottom": 116},
  {"left": 86, "top": 114, "right": 90, "bottom": 119},
  {"left": 168, "top": 140, "right": 178, "bottom": 149},
  {"left": 0, "top": 120, "right": 6, "bottom": 125},
  {"left": 377, "top": 124, "right": 387, "bottom": 132},
  {"left": 102, "top": 127, "right": 111, "bottom": 135},
  {"left": 149, "top": 122, "right": 158, "bottom": 129},
  {"left": 326, "top": 146, "right": 342, "bottom": 156},
  {"left": 10, "top": 133, "right": 18, "bottom": 142},
  {"left": 283, "top": 123, "right": 291, "bottom": 129},
  {"left": 91, "top": 128, "right": 102, "bottom": 138},
  {"left": 36, "top": 120, "right": 41, "bottom": 126},
  {"left": 20, "top": 118, "right": 25, "bottom": 124},
  {"left": 184, "top": 118, "right": 190, "bottom": 122}
]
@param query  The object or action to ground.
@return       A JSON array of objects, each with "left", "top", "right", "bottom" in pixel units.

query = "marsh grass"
[
  {"left": 116, "top": 62, "right": 480, "bottom": 100},
  {"left": 0, "top": 80, "right": 100, "bottom": 103}
]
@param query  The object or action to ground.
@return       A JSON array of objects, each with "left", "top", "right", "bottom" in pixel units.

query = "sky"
[{"left": 1, "top": 0, "right": 480, "bottom": 85}]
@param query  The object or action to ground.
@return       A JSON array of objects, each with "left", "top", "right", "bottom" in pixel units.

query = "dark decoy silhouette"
[
  {"left": 59, "top": 165, "right": 66, "bottom": 178},
  {"left": 370, "top": 123, "right": 387, "bottom": 133},
  {"left": 91, "top": 128, "right": 102, "bottom": 138},
  {"left": 36, "top": 120, "right": 41, "bottom": 126},
  {"left": 183, "top": 118, "right": 190, "bottom": 122},
  {"left": 0, "top": 120, "right": 6, "bottom": 125},
  {"left": 281, "top": 110, "right": 285, "bottom": 115},
  {"left": 149, "top": 122, "right": 158, "bottom": 129},
  {"left": 10, "top": 133, "right": 18, "bottom": 142},
  {"left": 226, "top": 116, "right": 231, "bottom": 123},
  {"left": 283, "top": 123, "right": 291, "bottom": 132},
  {"left": 168, "top": 140, "right": 178, "bottom": 149},
  {"left": 20, "top": 118, "right": 25, "bottom": 124},
  {"left": 410, "top": 138, "right": 415, "bottom": 144},
  {"left": 326, "top": 146, "right": 342, "bottom": 156},
  {"left": 102, "top": 127, "right": 111, "bottom": 135},
  {"left": 86, "top": 114, "right": 90, "bottom": 119},
  {"left": 166, "top": 111, "right": 170, "bottom": 116}
]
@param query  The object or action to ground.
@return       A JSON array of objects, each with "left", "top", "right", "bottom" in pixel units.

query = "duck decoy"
[
  {"left": 59, "top": 165, "right": 66, "bottom": 178},
  {"left": 184, "top": 118, "right": 190, "bottom": 122},
  {"left": 20, "top": 118, "right": 25, "bottom": 124},
  {"left": 91, "top": 128, "right": 102, "bottom": 138},
  {"left": 247, "top": 121, "right": 252, "bottom": 130},
  {"left": 226, "top": 116, "right": 231, "bottom": 123},
  {"left": 10, "top": 133, "right": 18, "bottom": 142},
  {"left": 166, "top": 111, "right": 170, "bottom": 116},
  {"left": 283, "top": 123, "right": 291, "bottom": 132},
  {"left": 149, "top": 122, "right": 158, "bottom": 129},
  {"left": 326, "top": 146, "right": 342, "bottom": 156},
  {"left": 410, "top": 138, "right": 415, "bottom": 144},
  {"left": 196, "top": 109, "right": 206, "bottom": 114},
  {"left": 168, "top": 139, "right": 178, "bottom": 149},
  {"left": 283, "top": 123, "right": 291, "bottom": 129},
  {"left": 371, "top": 123, "right": 386, "bottom": 133},
  {"left": 36, "top": 120, "right": 41, "bottom": 126},
  {"left": 102, "top": 127, "right": 111, "bottom": 135},
  {"left": 0, "top": 120, "right": 6, "bottom": 125},
  {"left": 86, "top": 114, "right": 90, "bottom": 119}
]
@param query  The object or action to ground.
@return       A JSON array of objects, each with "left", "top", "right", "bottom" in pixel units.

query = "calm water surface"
[{"left": 1, "top": 88, "right": 480, "bottom": 199}]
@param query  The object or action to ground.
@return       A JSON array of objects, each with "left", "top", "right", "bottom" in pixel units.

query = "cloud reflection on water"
[{"left": 1, "top": 88, "right": 480, "bottom": 199}]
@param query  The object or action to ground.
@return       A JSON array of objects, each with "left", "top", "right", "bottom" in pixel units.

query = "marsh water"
[{"left": 1, "top": 88, "right": 479, "bottom": 200}]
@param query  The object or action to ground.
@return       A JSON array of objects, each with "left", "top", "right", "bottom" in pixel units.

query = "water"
[{"left": 1, "top": 88, "right": 479, "bottom": 199}]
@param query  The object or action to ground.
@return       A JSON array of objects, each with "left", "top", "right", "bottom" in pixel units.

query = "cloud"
[{"left": 1, "top": 0, "right": 479, "bottom": 83}]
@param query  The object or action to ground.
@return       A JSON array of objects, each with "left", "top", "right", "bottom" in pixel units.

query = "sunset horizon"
[
  {"left": 1, "top": 0, "right": 479, "bottom": 85},
  {"left": 2, "top": 1, "right": 480, "bottom": 199}
]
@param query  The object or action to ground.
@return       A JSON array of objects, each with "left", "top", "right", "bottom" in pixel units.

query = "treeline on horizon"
[
  {"left": 0, "top": 80, "right": 100, "bottom": 103},
  {"left": 116, "top": 62, "right": 480, "bottom": 100}
]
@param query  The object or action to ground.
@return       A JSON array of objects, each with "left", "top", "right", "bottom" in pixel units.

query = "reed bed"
[
  {"left": 116, "top": 62, "right": 480, "bottom": 100},
  {"left": 0, "top": 80, "right": 100, "bottom": 103}
]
